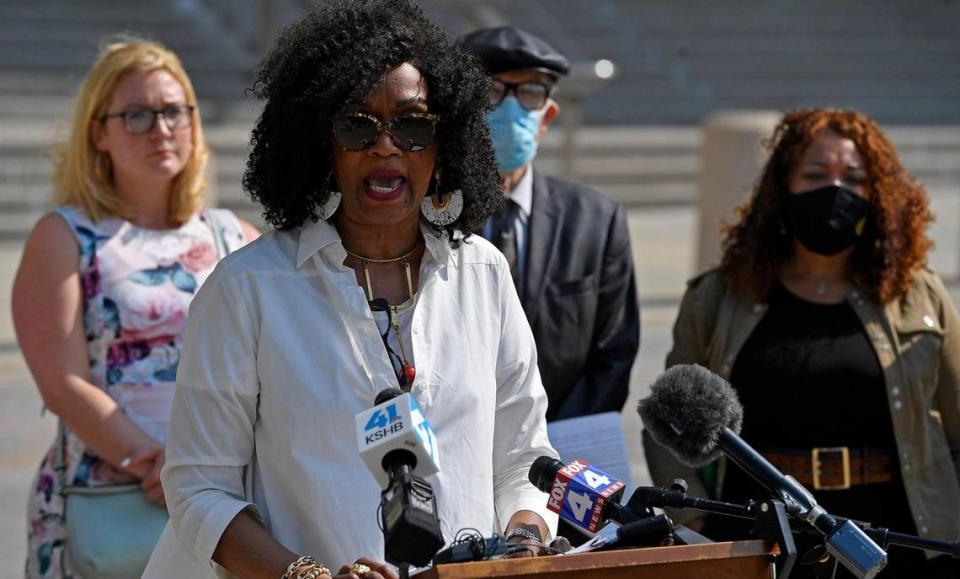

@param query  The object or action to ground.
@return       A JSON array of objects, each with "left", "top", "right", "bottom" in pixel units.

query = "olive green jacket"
[{"left": 643, "top": 267, "right": 960, "bottom": 542}]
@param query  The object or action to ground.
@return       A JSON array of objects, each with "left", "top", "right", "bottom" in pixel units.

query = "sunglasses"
[
  {"left": 368, "top": 298, "right": 412, "bottom": 391},
  {"left": 100, "top": 105, "right": 195, "bottom": 135},
  {"left": 490, "top": 80, "right": 554, "bottom": 111},
  {"left": 333, "top": 111, "right": 439, "bottom": 152}
]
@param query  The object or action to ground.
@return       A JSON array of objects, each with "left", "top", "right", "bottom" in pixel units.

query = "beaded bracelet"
[
  {"left": 280, "top": 555, "right": 331, "bottom": 579},
  {"left": 506, "top": 527, "right": 543, "bottom": 545}
]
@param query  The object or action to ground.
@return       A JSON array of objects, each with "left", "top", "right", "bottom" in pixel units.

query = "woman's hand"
[
  {"left": 504, "top": 536, "right": 541, "bottom": 558},
  {"left": 503, "top": 511, "right": 549, "bottom": 558},
  {"left": 124, "top": 445, "right": 166, "bottom": 505},
  {"left": 334, "top": 557, "right": 398, "bottom": 579}
]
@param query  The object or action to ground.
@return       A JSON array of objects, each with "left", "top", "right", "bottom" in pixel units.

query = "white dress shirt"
[
  {"left": 144, "top": 218, "right": 558, "bottom": 576},
  {"left": 484, "top": 164, "right": 532, "bottom": 279}
]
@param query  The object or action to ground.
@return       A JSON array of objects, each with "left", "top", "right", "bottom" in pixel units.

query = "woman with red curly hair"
[{"left": 645, "top": 109, "right": 960, "bottom": 577}]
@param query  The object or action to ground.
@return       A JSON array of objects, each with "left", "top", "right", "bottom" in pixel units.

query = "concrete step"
[
  {"left": 0, "top": 25, "right": 219, "bottom": 47},
  {"left": 0, "top": 0, "right": 197, "bottom": 19},
  {"left": 0, "top": 0, "right": 257, "bottom": 87},
  {"left": 0, "top": 46, "right": 254, "bottom": 74},
  {"left": 581, "top": 100, "right": 960, "bottom": 126}
]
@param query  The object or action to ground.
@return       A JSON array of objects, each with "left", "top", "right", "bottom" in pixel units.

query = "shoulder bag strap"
[
  {"left": 55, "top": 421, "right": 69, "bottom": 494},
  {"left": 204, "top": 209, "right": 229, "bottom": 259}
]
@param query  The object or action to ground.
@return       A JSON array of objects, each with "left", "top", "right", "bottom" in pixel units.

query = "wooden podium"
[{"left": 417, "top": 540, "right": 776, "bottom": 579}]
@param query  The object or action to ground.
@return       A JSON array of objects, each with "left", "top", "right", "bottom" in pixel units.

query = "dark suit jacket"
[{"left": 517, "top": 170, "right": 641, "bottom": 421}]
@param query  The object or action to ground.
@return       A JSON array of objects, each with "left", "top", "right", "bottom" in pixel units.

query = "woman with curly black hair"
[
  {"left": 143, "top": 1, "right": 558, "bottom": 577},
  {"left": 645, "top": 109, "right": 960, "bottom": 578}
]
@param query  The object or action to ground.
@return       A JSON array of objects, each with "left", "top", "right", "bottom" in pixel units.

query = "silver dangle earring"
[
  {"left": 318, "top": 173, "right": 341, "bottom": 220},
  {"left": 420, "top": 172, "right": 463, "bottom": 226}
]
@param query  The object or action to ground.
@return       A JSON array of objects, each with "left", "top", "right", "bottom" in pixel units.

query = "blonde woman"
[{"left": 12, "top": 38, "right": 257, "bottom": 577}]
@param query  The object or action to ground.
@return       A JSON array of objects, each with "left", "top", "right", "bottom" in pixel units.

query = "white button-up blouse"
[{"left": 146, "top": 218, "right": 559, "bottom": 574}]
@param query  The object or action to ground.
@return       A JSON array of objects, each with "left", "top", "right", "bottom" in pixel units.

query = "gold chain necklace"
[
  {"left": 343, "top": 242, "right": 419, "bottom": 306},
  {"left": 344, "top": 241, "right": 421, "bottom": 387}
]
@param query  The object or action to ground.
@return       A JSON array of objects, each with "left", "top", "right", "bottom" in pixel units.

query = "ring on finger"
[{"left": 350, "top": 562, "right": 372, "bottom": 577}]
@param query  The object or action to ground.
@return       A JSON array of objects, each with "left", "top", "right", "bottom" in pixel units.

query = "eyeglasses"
[
  {"left": 490, "top": 80, "right": 554, "bottom": 111},
  {"left": 100, "top": 105, "right": 195, "bottom": 134},
  {"left": 333, "top": 112, "right": 440, "bottom": 152},
  {"left": 368, "top": 298, "right": 412, "bottom": 391}
]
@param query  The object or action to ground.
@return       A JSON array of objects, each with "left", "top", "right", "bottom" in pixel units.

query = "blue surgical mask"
[{"left": 487, "top": 96, "right": 542, "bottom": 172}]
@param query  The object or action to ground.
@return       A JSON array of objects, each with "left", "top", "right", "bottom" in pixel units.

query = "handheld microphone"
[
  {"left": 566, "top": 515, "right": 674, "bottom": 555},
  {"left": 528, "top": 456, "right": 632, "bottom": 533},
  {"left": 638, "top": 364, "right": 887, "bottom": 579},
  {"left": 356, "top": 388, "right": 440, "bottom": 489},
  {"left": 356, "top": 389, "right": 444, "bottom": 567}
]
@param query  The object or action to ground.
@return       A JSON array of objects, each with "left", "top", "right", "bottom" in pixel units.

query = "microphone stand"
[
  {"left": 626, "top": 480, "right": 798, "bottom": 577},
  {"left": 627, "top": 480, "right": 756, "bottom": 520}
]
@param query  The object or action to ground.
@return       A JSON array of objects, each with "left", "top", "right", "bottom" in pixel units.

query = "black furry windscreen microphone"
[{"left": 637, "top": 364, "right": 743, "bottom": 467}]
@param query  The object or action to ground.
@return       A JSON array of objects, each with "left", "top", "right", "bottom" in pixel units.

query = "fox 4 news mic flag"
[
  {"left": 547, "top": 459, "right": 625, "bottom": 533},
  {"left": 356, "top": 392, "right": 440, "bottom": 489}
]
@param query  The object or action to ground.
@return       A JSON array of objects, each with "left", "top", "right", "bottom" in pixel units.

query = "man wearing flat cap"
[{"left": 461, "top": 27, "right": 640, "bottom": 425}]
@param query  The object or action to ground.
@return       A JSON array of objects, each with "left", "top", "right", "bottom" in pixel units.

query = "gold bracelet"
[{"left": 281, "top": 555, "right": 331, "bottom": 579}]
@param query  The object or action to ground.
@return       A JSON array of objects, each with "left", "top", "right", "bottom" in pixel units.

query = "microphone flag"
[
  {"left": 355, "top": 392, "right": 440, "bottom": 489},
  {"left": 546, "top": 459, "right": 625, "bottom": 533}
]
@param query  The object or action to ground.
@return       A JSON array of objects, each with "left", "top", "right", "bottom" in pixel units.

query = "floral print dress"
[{"left": 25, "top": 205, "right": 247, "bottom": 578}]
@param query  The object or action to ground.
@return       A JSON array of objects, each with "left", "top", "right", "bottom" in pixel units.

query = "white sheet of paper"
[{"left": 547, "top": 411, "right": 633, "bottom": 491}]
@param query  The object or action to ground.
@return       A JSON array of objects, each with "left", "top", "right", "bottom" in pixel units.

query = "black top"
[
  {"left": 730, "top": 282, "right": 894, "bottom": 449},
  {"left": 708, "top": 283, "right": 918, "bottom": 561}
]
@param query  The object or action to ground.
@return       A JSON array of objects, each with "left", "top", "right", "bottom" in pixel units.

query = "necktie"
[{"left": 491, "top": 199, "right": 521, "bottom": 293}]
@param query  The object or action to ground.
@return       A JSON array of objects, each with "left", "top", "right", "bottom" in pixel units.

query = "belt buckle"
[{"left": 811, "top": 446, "right": 851, "bottom": 490}]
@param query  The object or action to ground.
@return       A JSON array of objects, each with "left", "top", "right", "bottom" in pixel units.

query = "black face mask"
[{"left": 780, "top": 185, "right": 870, "bottom": 256}]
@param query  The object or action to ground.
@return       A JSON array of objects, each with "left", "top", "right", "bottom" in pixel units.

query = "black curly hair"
[{"left": 243, "top": 0, "right": 502, "bottom": 240}]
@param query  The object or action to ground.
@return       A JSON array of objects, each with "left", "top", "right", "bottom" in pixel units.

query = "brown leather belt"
[{"left": 761, "top": 447, "right": 894, "bottom": 491}]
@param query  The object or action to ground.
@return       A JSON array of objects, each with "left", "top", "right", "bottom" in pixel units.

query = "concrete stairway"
[
  {"left": 0, "top": 0, "right": 259, "bottom": 235},
  {"left": 420, "top": 0, "right": 960, "bottom": 126}
]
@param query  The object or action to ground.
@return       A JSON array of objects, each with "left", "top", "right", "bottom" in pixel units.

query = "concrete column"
[{"left": 696, "top": 111, "right": 781, "bottom": 274}]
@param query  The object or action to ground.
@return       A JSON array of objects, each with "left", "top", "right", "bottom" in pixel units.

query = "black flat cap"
[{"left": 460, "top": 26, "right": 570, "bottom": 78}]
